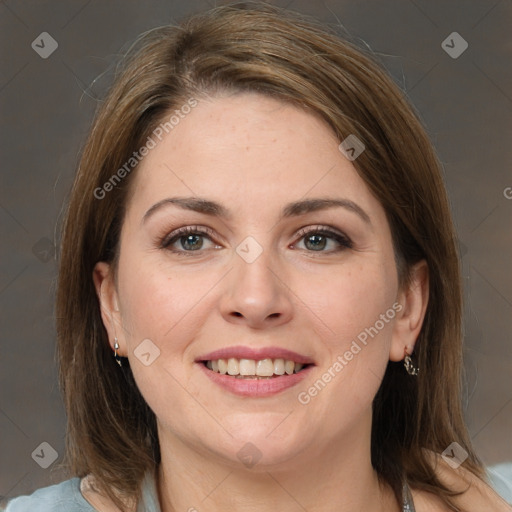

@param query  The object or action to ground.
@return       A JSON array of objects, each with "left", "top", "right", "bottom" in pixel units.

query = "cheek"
[
  {"left": 296, "top": 260, "right": 398, "bottom": 345},
  {"left": 114, "top": 253, "right": 212, "bottom": 421},
  {"left": 299, "top": 270, "right": 395, "bottom": 406},
  {"left": 116, "top": 252, "right": 215, "bottom": 345}
]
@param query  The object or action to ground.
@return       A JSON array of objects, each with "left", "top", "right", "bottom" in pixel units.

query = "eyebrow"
[
  {"left": 143, "top": 197, "right": 230, "bottom": 223},
  {"left": 142, "top": 196, "right": 371, "bottom": 226},
  {"left": 281, "top": 198, "right": 371, "bottom": 225}
]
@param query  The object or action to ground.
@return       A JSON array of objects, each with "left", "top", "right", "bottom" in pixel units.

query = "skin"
[{"left": 92, "top": 92, "right": 434, "bottom": 511}]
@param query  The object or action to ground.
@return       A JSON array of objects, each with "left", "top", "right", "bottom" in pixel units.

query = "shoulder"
[
  {"left": 487, "top": 462, "right": 512, "bottom": 505},
  {"left": 411, "top": 452, "right": 512, "bottom": 512},
  {"left": 410, "top": 488, "right": 452, "bottom": 511},
  {"left": 78, "top": 475, "right": 128, "bottom": 512},
  {"left": 4, "top": 478, "right": 95, "bottom": 512},
  {"left": 411, "top": 484, "right": 512, "bottom": 512}
]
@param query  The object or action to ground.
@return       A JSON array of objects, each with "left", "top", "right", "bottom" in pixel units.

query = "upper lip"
[{"left": 196, "top": 345, "right": 316, "bottom": 365}]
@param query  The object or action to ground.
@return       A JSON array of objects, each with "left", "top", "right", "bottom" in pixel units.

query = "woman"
[{"left": 6, "top": 2, "right": 511, "bottom": 511}]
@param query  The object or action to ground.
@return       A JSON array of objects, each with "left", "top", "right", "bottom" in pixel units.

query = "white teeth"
[
  {"left": 274, "top": 358, "right": 285, "bottom": 375},
  {"left": 227, "top": 357, "right": 239, "bottom": 375},
  {"left": 256, "top": 358, "right": 274, "bottom": 377},
  {"left": 218, "top": 358, "right": 228, "bottom": 374},
  {"left": 205, "top": 357, "right": 307, "bottom": 377},
  {"left": 239, "top": 359, "right": 256, "bottom": 375}
]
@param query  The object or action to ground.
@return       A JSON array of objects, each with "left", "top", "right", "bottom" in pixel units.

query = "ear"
[
  {"left": 389, "top": 260, "right": 429, "bottom": 362},
  {"left": 93, "top": 261, "right": 127, "bottom": 356}
]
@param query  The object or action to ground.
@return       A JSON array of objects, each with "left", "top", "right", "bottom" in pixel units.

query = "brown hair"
[{"left": 56, "top": 2, "right": 483, "bottom": 509}]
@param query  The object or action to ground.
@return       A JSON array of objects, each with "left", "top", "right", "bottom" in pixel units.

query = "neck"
[{"left": 156, "top": 416, "right": 399, "bottom": 512}]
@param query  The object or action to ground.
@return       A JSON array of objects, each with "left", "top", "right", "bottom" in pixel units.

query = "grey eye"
[
  {"left": 304, "top": 234, "right": 328, "bottom": 251},
  {"left": 180, "top": 234, "right": 204, "bottom": 250}
]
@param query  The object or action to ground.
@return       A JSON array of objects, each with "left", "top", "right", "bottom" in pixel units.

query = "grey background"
[{"left": 1, "top": 0, "right": 511, "bottom": 501}]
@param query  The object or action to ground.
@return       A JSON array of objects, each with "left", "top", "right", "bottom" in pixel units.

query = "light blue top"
[
  {"left": 4, "top": 464, "right": 512, "bottom": 511},
  {"left": 487, "top": 462, "right": 512, "bottom": 505},
  {"left": 3, "top": 471, "right": 161, "bottom": 512}
]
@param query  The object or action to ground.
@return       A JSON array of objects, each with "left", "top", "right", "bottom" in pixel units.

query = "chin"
[{"left": 206, "top": 427, "right": 308, "bottom": 470}]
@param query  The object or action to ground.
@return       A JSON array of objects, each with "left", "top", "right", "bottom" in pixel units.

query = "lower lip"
[{"left": 197, "top": 362, "right": 313, "bottom": 397}]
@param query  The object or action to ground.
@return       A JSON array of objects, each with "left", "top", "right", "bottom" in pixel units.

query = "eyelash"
[
  {"left": 293, "top": 225, "right": 353, "bottom": 252},
  {"left": 160, "top": 225, "right": 217, "bottom": 255},
  {"left": 160, "top": 225, "right": 353, "bottom": 255}
]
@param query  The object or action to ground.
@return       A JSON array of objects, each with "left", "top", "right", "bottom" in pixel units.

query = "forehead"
[{"left": 127, "top": 93, "right": 383, "bottom": 222}]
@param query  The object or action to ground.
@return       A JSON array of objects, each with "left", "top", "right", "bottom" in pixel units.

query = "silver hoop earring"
[
  {"left": 404, "top": 348, "right": 419, "bottom": 376},
  {"left": 113, "top": 338, "right": 123, "bottom": 367}
]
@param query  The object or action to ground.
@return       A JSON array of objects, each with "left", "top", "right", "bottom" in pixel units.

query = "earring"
[
  {"left": 403, "top": 347, "right": 419, "bottom": 376},
  {"left": 113, "top": 337, "right": 123, "bottom": 367}
]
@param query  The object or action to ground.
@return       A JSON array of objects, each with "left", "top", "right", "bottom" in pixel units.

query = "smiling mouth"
[{"left": 202, "top": 357, "right": 311, "bottom": 379}]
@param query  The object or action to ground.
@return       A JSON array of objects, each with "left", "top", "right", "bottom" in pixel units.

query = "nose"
[{"left": 219, "top": 247, "right": 294, "bottom": 329}]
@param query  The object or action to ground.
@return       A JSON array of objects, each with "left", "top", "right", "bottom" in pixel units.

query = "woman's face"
[{"left": 97, "top": 92, "right": 413, "bottom": 469}]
